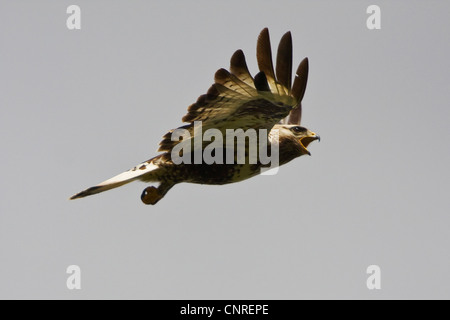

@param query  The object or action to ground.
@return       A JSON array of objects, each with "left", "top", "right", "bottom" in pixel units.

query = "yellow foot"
[{"left": 141, "top": 186, "right": 163, "bottom": 205}]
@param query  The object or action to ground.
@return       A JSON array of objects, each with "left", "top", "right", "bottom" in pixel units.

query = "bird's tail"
[{"left": 70, "top": 159, "right": 159, "bottom": 200}]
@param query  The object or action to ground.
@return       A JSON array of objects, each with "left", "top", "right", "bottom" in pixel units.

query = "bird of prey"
[{"left": 70, "top": 28, "right": 320, "bottom": 205}]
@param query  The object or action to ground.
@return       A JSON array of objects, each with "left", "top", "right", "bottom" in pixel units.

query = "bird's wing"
[{"left": 158, "top": 28, "right": 308, "bottom": 153}]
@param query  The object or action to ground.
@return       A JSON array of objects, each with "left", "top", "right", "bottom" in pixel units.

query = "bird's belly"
[{"left": 182, "top": 163, "right": 261, "bottom": 185}]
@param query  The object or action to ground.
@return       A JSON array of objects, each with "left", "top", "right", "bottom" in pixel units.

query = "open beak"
[{"left": 299, "top": 131, "right": 320, "bottom": 155}]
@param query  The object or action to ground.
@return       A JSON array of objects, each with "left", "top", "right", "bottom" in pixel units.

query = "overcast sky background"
[{"left": 1, "top": 1, "right": 449, "bottom": 299}]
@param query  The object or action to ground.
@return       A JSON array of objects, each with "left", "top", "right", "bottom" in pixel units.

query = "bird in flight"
[{"left": 70, "top": 28, "right": 320, "bottom": 205}]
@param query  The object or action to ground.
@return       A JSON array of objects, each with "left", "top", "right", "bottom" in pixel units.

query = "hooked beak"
[{"left": 299, "top": 131, "right": 320, "bottom": 155}]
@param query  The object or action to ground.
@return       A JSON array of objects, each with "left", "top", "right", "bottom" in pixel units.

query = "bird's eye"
[{"left": 291, "top": 126, "right": 305, "bottom": 133}]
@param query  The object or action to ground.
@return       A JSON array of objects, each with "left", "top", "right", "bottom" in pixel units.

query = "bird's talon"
[{"left": 141, "top": 186, "right": 162, "bottom": 205}]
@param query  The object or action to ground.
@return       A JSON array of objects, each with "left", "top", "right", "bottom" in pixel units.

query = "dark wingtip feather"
[
  {"left": 291, "top": 57, "right": 309, "bottom": 103},
  {"left": 230, "top": 50, "right": 246, "bottom": 72},
  {"left": 230, "top": 49, "right": 253, "bottom": 85},
  {"left": 214, "top": 68, "right": 231, "bottom": 84},
  {"left": 254, "top": 72, "right": 270, "bottom": 92},
  {"left": 206, "top": 84, "right": 220, "bottom": 96},
  {"left": 276, "top": 31, "right": 293, "bottom": 92},
  {"left": 256, "top": 28, "right": 276, "bottom": 83}
]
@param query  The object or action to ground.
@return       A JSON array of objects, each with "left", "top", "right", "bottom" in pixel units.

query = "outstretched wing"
[{"left": 158, "top": 28, "right": 308, "bottom": 153}]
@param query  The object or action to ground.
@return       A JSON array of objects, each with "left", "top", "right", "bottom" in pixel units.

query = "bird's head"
[{"left": 273, "top": 124, "right": 320, "bottom": 157}]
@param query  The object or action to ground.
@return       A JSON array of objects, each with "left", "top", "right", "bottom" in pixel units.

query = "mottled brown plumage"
[{"left": 70, "top": 28, "right": 319, "bottom": 205}]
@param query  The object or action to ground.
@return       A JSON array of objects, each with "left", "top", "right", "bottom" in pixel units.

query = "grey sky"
[{"left": 1, "top": 0, "right": 449, "bottom": 299}]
